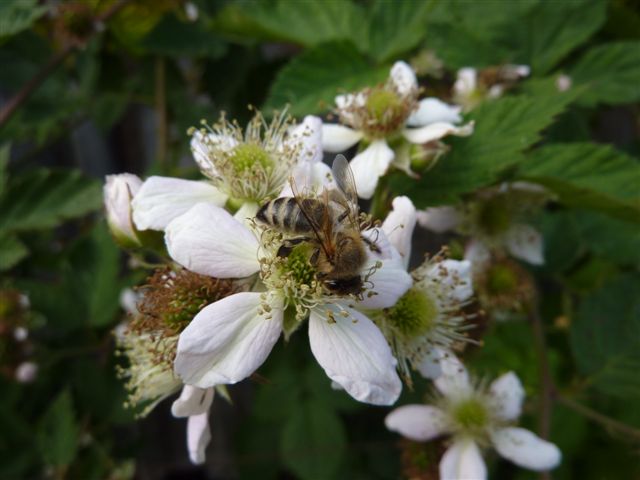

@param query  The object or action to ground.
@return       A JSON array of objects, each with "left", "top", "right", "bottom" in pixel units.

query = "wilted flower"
[
  {"left": 104, "top": 173, "right": 143, "bottom": 247},
  {"left": 385, "top": 356, "right": 561, "bottom": 478},
  {"left": 322, "top": 61, "right": 473, "bottom": 199},
  {"left": 132, "top": 111, "right": 321, "bottom": 231},
  {"left": 165, "top": 195, "right": 412, "bottom": 405}
]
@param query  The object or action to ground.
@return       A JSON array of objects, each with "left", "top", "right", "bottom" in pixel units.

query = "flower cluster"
[{"left": 103, "top": 60, "right": 561, "bottom": 475}]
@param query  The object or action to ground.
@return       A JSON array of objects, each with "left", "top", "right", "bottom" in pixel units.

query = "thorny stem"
[{"left": 0, "top": 0, "right": 134, "bottom": 129}]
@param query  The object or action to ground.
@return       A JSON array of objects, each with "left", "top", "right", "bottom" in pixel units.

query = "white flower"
[
  {"left": 104, "top": 173, "right": 143, "bottom": 246},
  {"left": 171, "top": 385, "right": 214, "bottom": 465},
  {"left": 453, "top": 65, "right": 531, "bottom": 112},
  {"left": 376, "top": 197, "right": 475, "bottom": 382},
  {"left": 418, "top": 183, "right": 546, "bottom": 267},
  {"left": 385, "top": 356, "right": 561, "bottom": 479},
  {"left": 132, "top": 113, "right": 322, "bottom": 231},
  {"left": 322, "top": 61, "right": 473, "bottom": 199},
  {"left": 15, "top": 361, "right": 38, "bottom": 383},
  {"left": 165, "top": 201, "right": 412, "bottom": 405}
]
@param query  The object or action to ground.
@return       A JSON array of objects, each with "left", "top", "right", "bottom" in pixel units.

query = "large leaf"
[
  {"left": 394, "top": 93, "right": 575, "bottom": 205},
  {"left": 263, "top": 41, "right": 388, "bottom": 116},
  {"left": 0, "top": 0, "right": 48, "bottom": 39},
  {"left": 574, "top": 211, "right": 640, "bottom": 266},
  {"left": 280, "top": 400, "right": 347, "bottom": 480},
  {"left": 517, "top": 143, "right": 640, "bottom": 223},
  {"left": 0, "top": 169, "right": 102, "bottom": 232},
  {"left": 570, "top": 41, "right": 640, "bottom": 106},
  {"left": 0, "top": 234, "right": 28, "bottom": 271},
  {"left": 424, "top": 0, "right": 605, "bottom": 73},
  {"left": 571, "top": 274, "right": 640, "bottom": 399},
  {"left": 37, "top": 390, "right": 78, "bottom": 467}
]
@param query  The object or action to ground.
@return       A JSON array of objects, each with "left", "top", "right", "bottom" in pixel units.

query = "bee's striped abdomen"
[{"left": 256, "top": 197, "right": 325, "bottom": 234}]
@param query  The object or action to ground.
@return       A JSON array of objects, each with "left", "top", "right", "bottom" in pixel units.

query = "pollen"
[
  {"left": 284, "top": 243, "right": 317, "bottom": 287},
  {"left": 386, "top": 287, "right": 439, "bottom": 338},
  {"left": 451, "top": 397, "right": 489, "bottom": 435},
  {"left": 366, "top": 89, "right": 404, "bottom": 124}
]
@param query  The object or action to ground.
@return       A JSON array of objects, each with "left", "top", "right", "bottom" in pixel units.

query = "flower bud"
[{"left": 104, "top": 174, "right": 143, "bottom": 247}]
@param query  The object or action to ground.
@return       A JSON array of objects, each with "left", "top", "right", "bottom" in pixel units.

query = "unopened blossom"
[
  {"left": 104, "top": 173, "right": 143, "bottom": 247},
  {"left": 453, "top": 65, "right": 531, "bottom": 112},
  {"left": 132, "top": 111, "right": 322, "bottom": 231},
  {"left": 15, "top": 361, "right": 38, "bottom": 383},
  {"left": 165, "top": 198, "right": 412, "bottom": 405},
  {"left": 322, "top": 61, "right": 473, "bottom": 199},
  {"left": 376, "top": 197, "right": 475, "bottom": 382},
  {"left": 418, "top": 182, "right": 548, "bottom": 268},
  {"left": 385, "top": 356, "right": 561, "bottom": 479}
]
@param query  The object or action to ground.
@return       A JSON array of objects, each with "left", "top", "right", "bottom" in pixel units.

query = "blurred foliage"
[{"left": 0, "top": 0, "right": 638, "bottom": 479}]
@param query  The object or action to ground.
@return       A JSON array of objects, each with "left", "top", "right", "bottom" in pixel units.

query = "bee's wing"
[{"left": 331, "top": 154, "right": 360, "bottom": 228}]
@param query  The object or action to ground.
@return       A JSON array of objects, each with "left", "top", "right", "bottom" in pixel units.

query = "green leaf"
[
  {"left": 141, "top": 14, "right": 227, "bottom": 58},
  {"left": 574, "top": 211, "right": 640, "bottom": 265},
  {"left": 263, "top": 41, "right": 388, "bottom": 116},
  {"left": 365, "top": 0, "right": 435, "bottom": 62},
  {"left": 517, "top": 143, "right": 640, "bottom": 223},
  {"left": 212, "top": 0, "right": 365, "bottom": 47},
  {"left": 570, "top": 42, "right": 640, "bottom": 106},
  {"left": 37, "top": 390, "right": 78, "bottom": 467},
  {"left": 571, "top": 274, "right": 640, "bottom": 399},
  {"left": 0, "top": 143, "right": 9, "bottom": 198},
  {"left": 0, "top": 169, "right": 102, "bottom": 232},
  {"left": 0, "top": 0, "right": 48, "bottom": 39},
  {"left": 280, "top": 400, "right": 347, "bottom": 480},
  {"left": 0, "top": 234, "right": 28, "bottom": 271},
  {"left": 394, "top": 93, "right": 574, "bottom": 205}
]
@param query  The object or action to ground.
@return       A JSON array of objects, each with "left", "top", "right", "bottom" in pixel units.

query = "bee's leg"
[{"left": 277, "top": 237, "right": 309, "bottom": 257}]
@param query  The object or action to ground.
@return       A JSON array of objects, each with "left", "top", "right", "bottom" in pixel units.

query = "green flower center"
[
  {"left": 452, "top": 397, "right": 489, "bottom": 433},
  {"left": 387, "top": 287, "right": 439, "bottom": 338},
  {"left": 477, "top": 197, "right": 511, "bottom": 236},
  {"left": 366, "top": 89, "right": 404, "bottom": 124},
  {"left": 229, "top": 143, "right": 273, "bottom": 173},
  {"left": 486, "top": 264, "right": 518, "bottom": 294},
  {"left": 284, "top": 243, "right": 317, "bottom": 287}
]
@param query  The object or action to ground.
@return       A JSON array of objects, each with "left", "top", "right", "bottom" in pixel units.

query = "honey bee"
[{"left": 256, "top": 155, "right": 377, "bottom": 296}]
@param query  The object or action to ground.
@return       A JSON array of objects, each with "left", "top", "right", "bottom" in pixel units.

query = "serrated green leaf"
[
  {"left": 571, "top": 274, "right": 640, "bottom": 399},
  {"left": 0, "top": 0, "right": 48, "bottom": 39},
  {"left": 570, "top": 42, "right": 640, "bottom": 106},
  {"left": 517, "top": 143, "right": 640, "bottom": 223},
  {"left": 0, "top": 169, "right": 102, "bottom": 232},
  {"left": 141, "top": 14, "right": 227, "bottom": 58},
  {"left": 37, "top": 390, "right": 78, "bottom": 467},
  {"left": 0, "top": 234, "right": 28, "bottom": 271},
  {"left": 280, "top": 400, "right": 346, "bottom": 480},
  {"left": 394, "top": 94, "right": 574, "bottom": 205},
  {"left": 263, "top": 41, "right": 388, "bottom": 116}
]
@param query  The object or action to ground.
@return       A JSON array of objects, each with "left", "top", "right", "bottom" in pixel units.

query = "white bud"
[
  {"left": 104, "top": 174, "right": 143, "bottom": 247},
  {"left": 15, "top": 361, "right": 38, "bottom": 383}
]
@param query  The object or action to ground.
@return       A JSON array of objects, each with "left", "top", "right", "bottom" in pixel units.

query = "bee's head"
[{"left": 323, "top": 276, "right": 364, "bottom": 297}]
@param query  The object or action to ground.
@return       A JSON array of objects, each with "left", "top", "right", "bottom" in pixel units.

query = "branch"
[{"left": 0, "top": 0, "right": 134, "bottom": 129}]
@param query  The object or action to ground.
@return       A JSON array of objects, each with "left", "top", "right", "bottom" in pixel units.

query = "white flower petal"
[
  {"left": 308, "top": 304, "right": 401, "bottom": 405},
  {"left": 407, "top": 98, "right": 462, "bottom": 127},
  {"left": 434, "top": 354, "right": 472, "bottom": 398},
  {"left": 280, "top": 160, "right": 333, "bottom": 198},
  {"left": 165, "top": 203, "right": 260, "bottom": 278},
  {"left": 349, "top": 140, "right": 394, "bottom": 199},
  {"left": 390, "top": 61, "right": 418, "bottom": 97},
  {"left": 504, "top": 224, "right": 544, "bottom": 265},
  {"left": 132, "top": 177, "right": 227, "bottom": 231},
  {"left": 403, "top": 121, "right": 474, "bottom": 145},
  {"left": 288, "top": 115, "right": 323, "bottom": 164},
  {"left": 385, "top": 405, "right": 450, "bottom": 441},
  {"left": 359, "top": 253, "right": 412, "bottom": 310},
  {"left": 416, "top": 347, "right": 448, "bottom": 379},
  {"left": 381, "top": 196, "right": 417, "bottom": 269},
  {"left": 453, "top": 68, "right": 478, "bottom": 98},
  {"left": 427, "top": 259, "right": 474, "bottom": 303},
  {"left": 440, "top": 439, "right": 487, "bottom": 480},
  {"left": 234, "top": 201, "right": 260, "bottom": 229},
  {"left": 186, "top": 412, "right": 211, "bottom": 465},
  {"left": 489, "top": 372, "right": 524, "bottom": 422},
  {"left": 171, "top": 385, "right": 214, "bottom": 418},
  {"left": 464, "top": 240, "right": 491, "bottom": 271},
  {"left": 416, "top": 206, "right": 462, "bottom": 233},
  {"left": 174, "top": 292, "right": 283, "bottom": 387},
  {"left": 321, "top": 124, "right": 363, "bottom": 153},
  {"left": 104, "top": 173, "right": 142, "bottom": 243},
  {"left": 491, "top": 427, "right": 561, "bottom": 471}
]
